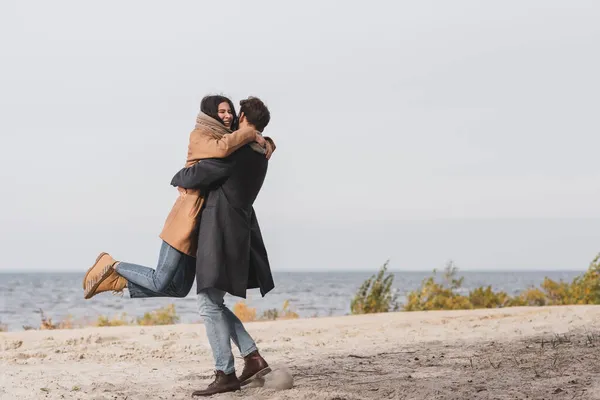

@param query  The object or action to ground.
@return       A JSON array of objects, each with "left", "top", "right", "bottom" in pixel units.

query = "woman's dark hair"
[{"left": 200, "top": 95, "right": 238, "bottom": 130}]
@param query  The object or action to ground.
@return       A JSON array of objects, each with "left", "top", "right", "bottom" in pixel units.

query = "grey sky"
[{"left": 1, "top": 1, "right": 599, "bottom": 272}]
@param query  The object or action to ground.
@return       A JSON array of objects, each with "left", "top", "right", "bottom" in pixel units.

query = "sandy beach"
[{"left": 2, "top": 306, "right": 600, "bottom": 400}]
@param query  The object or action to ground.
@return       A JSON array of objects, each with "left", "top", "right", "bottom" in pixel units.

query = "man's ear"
[{"left": 238, "top": 112, "right": 245, "bottom": 123}]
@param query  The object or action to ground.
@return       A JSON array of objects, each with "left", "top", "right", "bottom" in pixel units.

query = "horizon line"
[{"left": 0, "top": 268, "right": 588, "bottom": 274}]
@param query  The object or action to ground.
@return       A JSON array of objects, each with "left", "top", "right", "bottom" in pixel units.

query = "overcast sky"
[{"left": 1, "top": 1, "right": 599, "bottom": 272}]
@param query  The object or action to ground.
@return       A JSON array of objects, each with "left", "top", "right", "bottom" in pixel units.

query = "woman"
[{"left": 82, "top": 95, "right": 275, "bottom": 299}]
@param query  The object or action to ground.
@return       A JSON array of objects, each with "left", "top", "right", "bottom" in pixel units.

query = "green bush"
[
  {"left": 401, "top": 253, "right": 600, "bottom": 311},
  {"left": 403, "top": 261, "right": 474, "bottom": 311},
  {"left": 96, "top": 313, "right": 131, "bottom": 327},
  {"left": 137, "top": 304, "right": 180, "bottom": 326},
  {"left": 351, "top": 260, "right": 399, "bottom": 314},
  {"left": 469, "top": 286, "right": 510, "bottom": 308}
]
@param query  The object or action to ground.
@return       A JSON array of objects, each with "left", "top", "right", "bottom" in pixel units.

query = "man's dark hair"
[
  {"left": 200, "top": 95, "right": 238, "bottom": 130},
  {"left": 239, "top": 97, "right": 270, "bottom": 132}
]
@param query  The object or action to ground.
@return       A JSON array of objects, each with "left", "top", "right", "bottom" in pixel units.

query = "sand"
[{"left": 3, "top": 306, "right": 600, "bottom": 399}]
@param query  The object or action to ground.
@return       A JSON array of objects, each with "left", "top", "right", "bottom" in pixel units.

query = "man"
[{"left": 170, "top": 97, "right": 275, "bottom": 397}]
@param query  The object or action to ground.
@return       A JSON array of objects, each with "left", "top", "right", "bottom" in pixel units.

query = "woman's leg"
[
  {"left": 168, "top": 255, "right": 196, "bottom": 297},
  {"left": 115, "top": 241, "right": 195, "bottom": 298},
  {"left": 156, "top": 254, "right": 196, "bottom": 298}
]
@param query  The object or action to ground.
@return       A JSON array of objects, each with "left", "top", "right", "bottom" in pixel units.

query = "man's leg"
[
  {"left": 116, "top": 241, "right": 195, "bottom": 298},
  {"left": 193, "top": 288, "right": 241, "bottom": 397},
  {"left": 197, "top": 288, "right": 236, "bottom": 373},
  {"left": 196, "top": 288, "right": 270, "bottom": 388},
  {"left": 222, "top": 304, "right": 258, "bottom": 357},
  {"left": 223, "top": 305, "right": 271, "bottom": 385}
]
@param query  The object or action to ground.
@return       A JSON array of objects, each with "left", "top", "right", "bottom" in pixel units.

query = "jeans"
[
  {"left": 115, "top": 241, "right": 196, "bottom": 298},
  {"left": 197, "top": 288, "right": 258, "bottom": 374}
]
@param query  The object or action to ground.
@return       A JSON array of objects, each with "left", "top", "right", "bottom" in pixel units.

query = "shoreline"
[
  {"left": 3, "top": 306, "right": 600, "bottom": 399},
  {"left": 1, "top": 269, "right": 588, "bottom": 332},
  {"left": 0, "top": 302, "right": 586, "bottom": 333}
]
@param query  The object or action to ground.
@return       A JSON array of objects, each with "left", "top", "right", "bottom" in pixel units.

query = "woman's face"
[{"left": 217, "top": 102, "right": 233, "bottom": 129}]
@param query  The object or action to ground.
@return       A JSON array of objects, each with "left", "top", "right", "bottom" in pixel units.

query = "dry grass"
[
  {"left": 39, "top": 310, "right": 75, "bottom": 330},
  {"left": 233, "top": 301, "right": 257, "bottom": 322},
  {"left": 7, "top": 300, "right": 299, "bottom": 332},
  {"left": 5, "top": 305, "right": 182, "bottom": 332},
  {"left": 96, "top": 304, "right": 180, "bottom": 327},
  {"left": 96, "top": 313, "right": 131, "bottom": 327},
  {"left": 137, "top": 304, "right": 180, "bottom": 326},
  {"left": 451, "top": 330, "right": 600, "bottom": 388},
  {"left": 261, "top": 300, "right": 300, "bottom": 321},
  {"left": 233, "top": 300, "right": 300, "bottom": 322}
]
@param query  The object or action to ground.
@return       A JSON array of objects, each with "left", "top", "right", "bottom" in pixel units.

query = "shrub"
[
  {"left": 351, "top": 260, "right": 399, "bottom": 314},
  {"left": 260, "top": 300, "right": 299, "bottom": 321},
  {"left": 17, "top": 305, "right": 181, "bottom": 331},
  {"left": 403, "top": 261, "right": 472, "bottom": 311},
  {"left": 553, "top": 254, "right": 600, "bottom": 304},
  {"left": 507, "top": 254, "right": 600, "bottom": 307},
  {"left": 95, "top": 305, "right": 179, "bottom": 327},
  {"left": 233, "top": 300, "right": 300, "bottom": 322},
  {"left": 96, "top": 313, "right": 131, "bottom": 327},
  {"left": 233, "top": 301, "right": 257, "bottom": 322},
  {"left": 39, "top": 309, "right": 74, "bottom": 330},
  {"left": 469, "top": 286, "right": 510, "bottom": 308},
  {"left": 137, "top": 304, "right": 179, "bottom": 326},
  {"left": 401, "top": 253, "right": 600, "bottom": 311},
  {"left": 508, "top": 287, "right": 548, "bottom": 307}
]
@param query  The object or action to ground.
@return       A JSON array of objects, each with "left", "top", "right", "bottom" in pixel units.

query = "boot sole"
[
  {"left": 240, "top": 367, "right": 272, "bottom": 387},
  {"left": 84, "top": 262, "right": 115, "bottom": 299},
  {"left": 192, "top": 384, "right": 240, "bottom": 397},
  {"left": 83, "top": 252, "right": 109, "bottom": 289}
]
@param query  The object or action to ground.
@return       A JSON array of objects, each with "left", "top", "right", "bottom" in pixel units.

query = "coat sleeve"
[
  {"left": 170, "top": 158, "right": 235, "bottom": 190},
  {"left": 187, "top": 127, "right": 256, "bottom": 162}
]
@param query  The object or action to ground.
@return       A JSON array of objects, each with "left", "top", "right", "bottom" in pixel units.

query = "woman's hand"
[
  {"left": 264, "top": 140, "right": 274, "bottom": 160},
  {"left": 254, "top": 132, "right": 273, "bottom": 159},
  {"left": 254, "top": 132, "right": 267, "bottom": 148}
]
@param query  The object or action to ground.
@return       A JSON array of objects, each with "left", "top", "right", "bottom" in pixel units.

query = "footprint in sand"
[{"left": 1, "top": 340, "right": 23, "bottom": 351}]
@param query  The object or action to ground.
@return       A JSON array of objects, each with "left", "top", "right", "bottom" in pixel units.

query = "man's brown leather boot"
[
  {"left": 192, "top": 371, "right": 241, "bottom": 397},
  {"left": 239, "top": 350, "right": 272, "bottom": 386}
]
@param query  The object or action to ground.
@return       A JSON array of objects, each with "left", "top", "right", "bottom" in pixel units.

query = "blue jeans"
[
  {"left": 115, "top": 241, "right": 196, "bottom": 298},
  {"left": 197, "top": 288, "right": 258, "bottom": 374}
]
